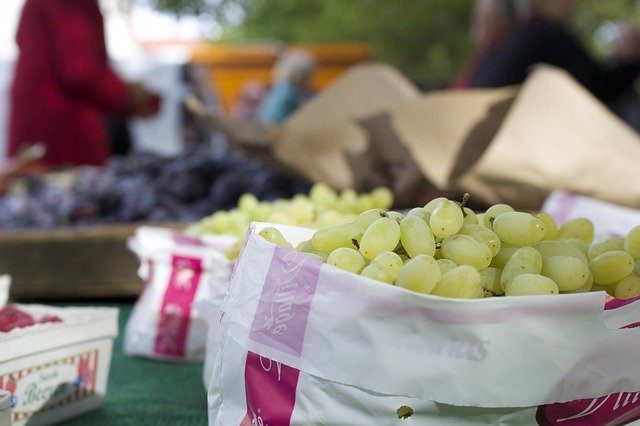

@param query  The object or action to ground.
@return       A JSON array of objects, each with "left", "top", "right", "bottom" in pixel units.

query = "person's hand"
[{"left": 127, "top": 83, "right": 162, "bottom": 118}]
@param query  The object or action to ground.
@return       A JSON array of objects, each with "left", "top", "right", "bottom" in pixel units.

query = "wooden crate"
[{"left": 0, "top": 224, "right": 147, "bottom": 300}]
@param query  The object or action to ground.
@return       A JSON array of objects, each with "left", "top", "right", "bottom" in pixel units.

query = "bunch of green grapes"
[
  {"left": 185, "top": 183, "right": 394, "bottom": 259},
  {"left": 259, "top": 195, "right": 640, "bottom": 300}
]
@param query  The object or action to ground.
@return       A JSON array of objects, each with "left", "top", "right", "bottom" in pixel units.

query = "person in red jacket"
[{"left": 7, "top": 0, "right": 160, "bottom": 167}]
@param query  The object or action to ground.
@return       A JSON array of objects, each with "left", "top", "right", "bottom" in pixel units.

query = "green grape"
[
  {"left": 440, "top": 234, "right": 492, "bottom": 270},
  {"left": 387, "top": 211, "right": 405, "bottom": 223},
  {"left": 565, "top": 271, "right": 593, "bottom": 293},
  {"left": 541, "top": 255, "right": 589, "bottom": 291},
  {"left": 557, "top": 218, "right": 595, "bottom": 244},
  {"left": 536, "top": 212, "right": 558, "bottom": 240},
  {"left": 309, "top": 182, "right": 338, "bottom": 210},
  {"left": 480, "top": 267, "right": 503, "bottom": 296},
  {"left": 588, "top": 240, "right": 616, "bottom": 262},
  {"left": 315, "top": 210, "right": 348, "bottom": 228},
  {"left": 238, "top": 193, "right": 259, "bottom": 213},
  {"left": 458, "top": 224, "right": 501, "bottom": 256},
  {"left": 423, "top": 197, "right": 448, "bottom": 213},
  {"left": 614, "top": 275, "right": 640, "bottom": 299},
  {"left": 284, "top": 198, "right": 315, "bottom": 224},
  {"left": 483, "top": 203, "right": 514, "bottom": 228},
  {"left": 437, "top": 258, "right": 457, "bottom": 275},
  {"left": 303, "top": 252, "right": 329, "bottom": 262},
  {"left": 500, "top": 246, "right": 542, "bottom": 291},
  {"left": 353, "top": 209, "right": 387, "bottom": 231},
  {"left": 492, "top": 212, "right": 545, "bottom": 246},
  {"left": 359, "top": 217, "right": 401, "bottom": 260},
  {"left": 606, "top": 237, "right": 625, "bottom": 250},
  {"left": 400, "top": 215, "right": 436, "bottom": 258},
  {"left": 624, "top": 225, "right": 640, "bottom": 260},
  {"left": 210, "top": 211, "right": 232, "bottom": 234},
  {"left": 489, "top": 243, "right": 519, "bottom": 269},
  {"left": 406, "top": 207, "right": 423, "bottom": 216},
  {"left": 296, "top": 239, "right": 314, "bottom": 252},
  {"left": 223, "top": 241, "right": 242, "bottom": 260},
  {"left": 356, "top": 194, "right": 376, "bottom": 213},
  {"left": 591, "top": 283, "right": 615, "bottom": 296},
  {"left": 590, "top": 250, "right": 635, "bottom": 285},
  {"left": 563, "top": 238, "right": 589, "bottom": 257},
  {"left": 431, "top": 265, "right": 483, "bottom": 299},
  {"left": 634, "top": 259, "right": 640, "bottom": 278},
  {"left": 360, "top": 263, "right": 394, "bottom": 284},
  {"left": 338, "top": 188, "right": 359, "bottom": 213},
  {"left": 475, "top": 213, "right": 486, "bottom": 228},
  {"left": 462, "top": 207, "right": 478, "bottom": 225},
  {"left": 395, "top": 255, "right": 441, "bottom": 294},
  {"left": 504, "top": 273, "right": 559, "bottom": 296},
  {"left": 311, "top": 223, "right": 361, "bottom": 254},
  {"left": 327, "top": 247, "right": 366, "bottom": 274},
  {"left": 268, "top": 211, "right": 297, "bottom": 226},
  {"left": 533, "top": 240, "right": 588, "bottom": 264},
  {"left": 252, "top": 203, "right": 273, "bottom": 222},
  {"left": 258, "top": 227, "right": 293, "bottom": 248},
  {"left": 429, "top": 200, "right": 464, "bottom": 239},
  {"left": 370, "top": 251, "right": 404, "bottom": 282},
  {"left": 370, "top": 186, "right": 394, "bottom": 210}
]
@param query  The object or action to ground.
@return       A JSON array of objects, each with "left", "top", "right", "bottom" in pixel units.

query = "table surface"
[{"left": 64, "top": 303, "right": 209, "bottom": 426}]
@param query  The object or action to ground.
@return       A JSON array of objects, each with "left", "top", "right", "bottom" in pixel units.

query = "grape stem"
[
  {"left": 351, "top": 238, "right": 360, "bottom": 250},
  {"left": 457, "top": 193, "right": 470, "bottom": 216},
  {"left": 483, "top": 287, "right": 500, "bottom": 297}
]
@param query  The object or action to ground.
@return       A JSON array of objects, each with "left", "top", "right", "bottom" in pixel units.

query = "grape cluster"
[
  {"left": 259, "top": 196, "right": 640, "bottom": 300},
  {"left": 187, "top": 183, "right": 394, "bottom": 259},
  {"left": 0, "top": 149, "right": 311, "bottom": 230}
]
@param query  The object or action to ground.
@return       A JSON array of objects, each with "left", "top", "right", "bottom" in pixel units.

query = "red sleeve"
[{"left": 40, "top": 0, "right": 130, "bottom": 114}]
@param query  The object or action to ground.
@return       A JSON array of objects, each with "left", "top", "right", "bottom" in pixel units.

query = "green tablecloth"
[{"left": 64, "top": 303, "right": 208, "bottom": 426}]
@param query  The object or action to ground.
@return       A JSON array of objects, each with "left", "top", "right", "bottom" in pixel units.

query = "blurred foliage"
[{"left": 144, "top": 0, "right": 640, "bottom": 79}]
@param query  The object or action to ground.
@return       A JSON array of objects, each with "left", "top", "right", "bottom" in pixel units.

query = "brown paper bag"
[
  {"left": 454, "top": 65, "right": 640, "bottom": 210},
  {"left": 192, "top": 63, "right": 640, "bottom": 212},
  {"left": 272, "top": 63, "right": 421, "bottom": 190}
]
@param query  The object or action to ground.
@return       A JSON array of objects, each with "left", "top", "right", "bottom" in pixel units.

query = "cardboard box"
[
  {"left": 0, "top": 389, "right": 10, "bottom": 426},
  {"left": 0, "top": 305, "right": 118, "bottom": 426}
]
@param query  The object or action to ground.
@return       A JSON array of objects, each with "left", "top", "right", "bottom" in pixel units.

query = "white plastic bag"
[
  {"left": 208, "top": 223, "right": 640, "bottom": 425},
  {"left": 124, "top": 226, "right": 235, "bottom": 362}
]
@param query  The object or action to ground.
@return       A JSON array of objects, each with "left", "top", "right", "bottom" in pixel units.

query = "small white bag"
[
  {"left": 124, "top": 226, "right": 235, "bottom": 362},
  {"left": 208, "top": 223, "right": 640, "bottom": 425}
]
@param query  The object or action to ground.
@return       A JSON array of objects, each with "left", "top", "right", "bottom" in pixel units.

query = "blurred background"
[
  {"left": 3, "top": 0, "right": 640, "bottom": 159},
  {"left": 2, "top": 0, "right": 640, "bottom": 232}
]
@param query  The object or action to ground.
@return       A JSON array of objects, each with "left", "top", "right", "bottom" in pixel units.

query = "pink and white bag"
[
  {"left": 208, "top": 223, "right": 640, "bottom": 425},
  {"left": 124, "top": 226, "right": 235, "bottom": 362}
]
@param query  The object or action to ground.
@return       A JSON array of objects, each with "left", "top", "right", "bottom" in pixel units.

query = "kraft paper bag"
[
  {"left": 454, "top": 65, "right": 640, "bottom": 210},
  {"left": 272, "top": 62, "right": 421, "bottom": 190},
  {"left": 389, "top": 87, "right": 518, "bottom": 190}
]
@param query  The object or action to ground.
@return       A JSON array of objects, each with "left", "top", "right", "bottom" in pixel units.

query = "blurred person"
[
  {"left": 258, "top": 49, "right": 317, "bottom": 124},
  {"left": 231, "top": 80, "right": 268, "bottom": 121},
  {"left": 452, "top": 0, "right": 518, "bottom": 88},
  {"left": 8, "top": 0, "right": 161, "bottom": 168},
  {"left": 470, "top": 0, "right": 640, "bottom": 102},
  {"left": 612, "top": 21, "right": 640, "bottom": 62},
  {"left": 607, "top": 21, "right": 640, "bottom": 132}
]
